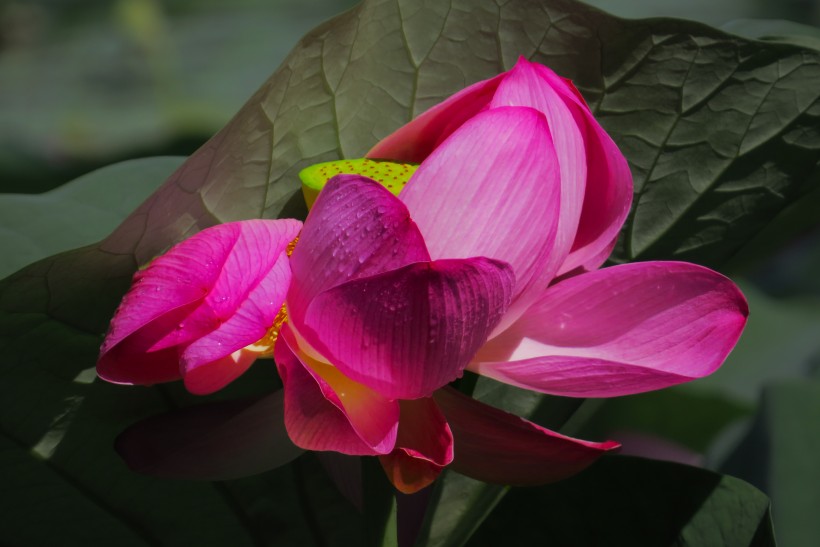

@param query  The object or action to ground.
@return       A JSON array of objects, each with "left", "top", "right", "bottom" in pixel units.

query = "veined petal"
[
  {"left": 490, "top": 57, "right": 587, "bottom": 279},
  {"left": 97, "top": 302, "right": 200, "bottom": 386},
  {"left": 380, "top": 398, "right": 454, "bottom": 494},
  {"left": 97, "top": 219, "right": 301, "bottom": 386},
  {"left": 274, "top": 323, "right": 399, "bottom": 455},
  {"left": 182, "top": 347, "right": 258, "bottom": 396},
  {"left": 115, "top": 391, "right": 302, "bottom": 480},
  {"left": 304, "top": 258, "right": 514, "bottom": 399},
  {"left": 530, "top": 64, "right": 633, "bottom": 275},
  {"left": 434, "top": 387, "right": 618, "bottom": 485},
  {"left": 472, "top": 262, "right": 748, "bottom": 397},
  {"left": 288, "top": 174, "right": 430, "bottom": 330},
  {"left": 399, "top": 107, "right": 562, "bottom": 329},
  {"left": 181, "top": 247, "right": 293, "bottom": 394},
  {"left": 367, "top": 73, "right": 505, "bottom": 163}
]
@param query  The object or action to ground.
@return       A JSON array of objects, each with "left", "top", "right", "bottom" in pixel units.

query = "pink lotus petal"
[
  {"left": 97, "top": 220, "right": 301, "bottom": 386},
  {"left": 380, "top": 398, "right": 454, "bottom": 494},
  {"left": 304, "top": 257, "right": 515, "bottom": 399},
  {"left": 180, "top": 246, "right": 293, "bottom": 394},
  {"left": 530, "top": 64, "right": 633, "bottom": 275},
  {"left": 288, "top": 174, "right": 430, "bottom": 330},
  {"left": 434, "top": 387, "right": 618, "bottom": 485},
  {"left": 97, "top": 301, "right": 200, "bottom": 386},
  {"left": 182, "top": 347, "right": 258, "bottom": 396},
  {"left": 399, "top": 107, "right": 561, "bottom": 330},
  {"left": 490, "top": 58, "right": 587, "bottom": 279},
  {"left": 115, "top": 390, "right": 302, "bottom": 480},
  {"left": 472, "top": 262, "right": 748, "bottom": 397},
  {"left": 274, "top": 323, "right": 399, "bottom": 455},
  {"left": 367, "top": 74, "right": 505, "bottom": 163}
]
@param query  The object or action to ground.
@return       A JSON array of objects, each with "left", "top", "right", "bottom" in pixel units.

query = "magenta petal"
[
  {"left": 399, "top": 107, "right": 561, "bottom": 328},
  {"left": 287, "top": 174, "right": 430, "bottom": 330},
  {"left": 366, "top": 73, "right": 505, "bottom": 163},
  {"left": 379, "top": 398, "right": 454, "bottom": 494},
  {"left": 274, "top": 324, "right": 399, "bottom": 455},
  {"left": 115, "top": 391, "right": 302, "bottom": 480},
  {"left": 473, "top": 262, "right": 749, "bottom": 397},
  {"left": 304, "top": 257, "right": 515, "bottom": 399},
  {"left": 530, "top": 64, "right": 633, "bottom": 274},
  {"left": 97, "top": 219, "right": 301, "bottom": 386},
  {"left": 490, "top": 58, "right": 587, "bottom": 276},
  {"left": 180, "top": 246, "right": 293, "bottom": 394},
  {"left": 434, "top": 387, "right": 618, "bottom": 485}
]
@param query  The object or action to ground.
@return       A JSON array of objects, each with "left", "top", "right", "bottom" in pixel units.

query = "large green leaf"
[
  {"left": 722, "top": 19, "right": 820, "bottom": 52},
  {"left": 0, "top": 157, "right": 184, "bottom": 279},
  {"left": 469, "top": 456, "right": 775, "bottom": 547},
  {"left": 721, "top": 380, "right": 820, "bottom": 547},
  {"left": 3, "top": 0, "right": 820, "bottom": 544}
]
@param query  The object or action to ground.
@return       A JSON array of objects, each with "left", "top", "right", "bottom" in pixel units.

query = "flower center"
[{"left": 299, "top": 158, "right": 418, "bottom": 208}]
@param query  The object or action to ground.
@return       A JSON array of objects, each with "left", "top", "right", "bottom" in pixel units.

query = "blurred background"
[
  {"left": 1, "top": 0, "right": 819, "bottom": 545},
  {"left": 1, "top": 0, "right": 818, "bottom": 194}
]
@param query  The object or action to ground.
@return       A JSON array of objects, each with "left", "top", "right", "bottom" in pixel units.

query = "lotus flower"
[{"left": 99, "top": 58, "right": 748, "bottom": 494}]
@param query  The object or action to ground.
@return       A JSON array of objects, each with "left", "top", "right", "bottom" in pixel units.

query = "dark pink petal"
[
  {"left": 366, "top": 73, "right": 506, "bottom": 163},
  {"left": 115, "top": 391, "right": 302, "bottom": 480},
  {"left": 287, "top": 174, "right": 430, "bottom": 330},
  {"left": 274, "top": 324, "right": 399, "bottom": 455},
  {"left": 530, "top": 63, "right": 633, "bottom": 275},
  {"left": 379, "top": 398, "right": 454, "bottom": 494},
  {"left": 490, "top": 58, "right": 587, "bottom": 278},
  {"left": 304, "top": 258, "right": 515, "bottom": 399},
  {"left": 97, "top": 301, "right": 200, "bottom": 386},
  {"left": 97, "top": 220, "right": 301, "bottom": 386},
  {"left": 399, "top": 107, "right": 561, "bottom": 329},
  {"left": 434, "top": 387, "right": 618, "bottom": 485},
  {"left": 472, "top": 262, "right": 748, "bottom": 397}
]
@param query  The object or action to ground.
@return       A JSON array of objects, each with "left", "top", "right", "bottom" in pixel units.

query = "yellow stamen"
[
  {"left": 286, "top": 236, "right": 299, "bottom": 257},
  {"left": 243, "top": 235, "right": 299, "bottom": 358},
  {"left": 245, "top": 304, "right": 288, "bottom": 356}
]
